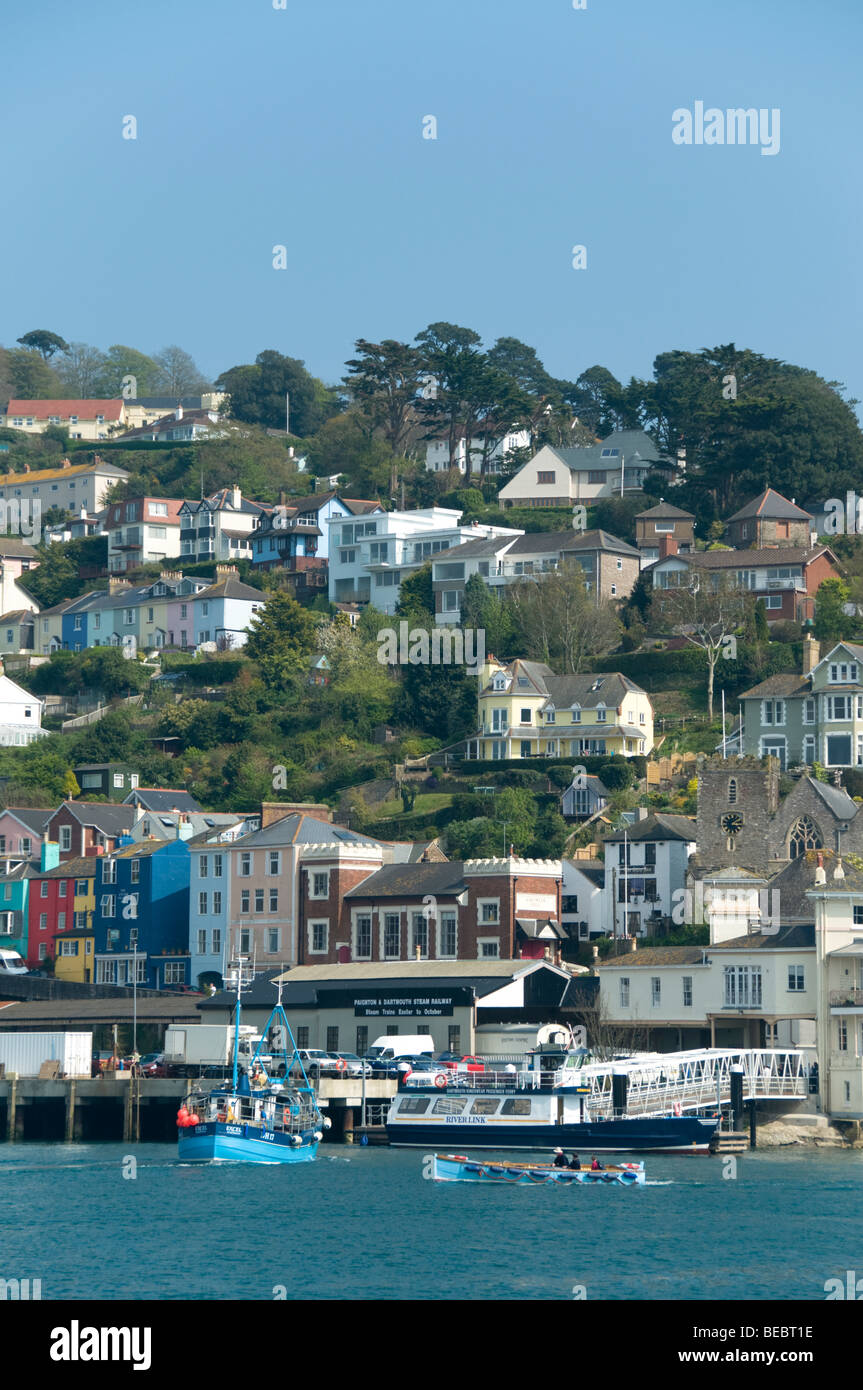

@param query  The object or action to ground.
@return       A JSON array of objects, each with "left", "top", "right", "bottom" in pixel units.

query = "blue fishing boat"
[
  {"left": 432, "top": 1153, "right": 646, "bottom": 1185},
  {"left": 177, "top": 957, "right": 325, "bottom": 1164}
]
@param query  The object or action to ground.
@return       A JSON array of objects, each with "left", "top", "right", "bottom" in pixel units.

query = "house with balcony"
[
  {"left": 600, "top": 814, "right": 697, "bottom": 938},
  {"left": 561, "top": 773, "right": 609, "bottom": 821},
  {"left": 470, "top": 658, "right": 654, "bottom": 761},
  {"left": 647, "top": 544, "right": 839, "bottom": 625},
  {"left": 430, "top": 528, "right": 638, "bottom": 624},
  {"left": 635, "top": 501, "right": 696, "bottom": 566},
  {"left": 327, "top": 506, "right": 520, "bottom": 613},
  {"left": 739, "top": 638, "right": 863, "bottom": 769},
  {"left": 106, "top": 496, "right": 184, "bottom": 574},
  {"left": 725, "top": 489, "right": 814, "bottom": 551},
  {"left": 92, "top": 839, "right": 191, "bottom": 989},
  {"left": 179, "top": 487, "right": 271, "bottom": 566},
  {"left": 497, "top": 430, "right": 673, "bottom": 509}
]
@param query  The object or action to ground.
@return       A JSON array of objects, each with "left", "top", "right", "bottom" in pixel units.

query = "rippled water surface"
[{"left": 2, "top": 1142, "right": 861, "bottom": 1300}]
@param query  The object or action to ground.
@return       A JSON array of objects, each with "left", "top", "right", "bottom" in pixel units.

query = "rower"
[
  {"left": 590, "top": 1156, "right": 603, "bottom": 1171},
  {"left": 552, "top": 1148, "right": 568, "bottom": 1168},
  {"left": 568, "top": 1152, "right": 581, "bottom": 1170}
]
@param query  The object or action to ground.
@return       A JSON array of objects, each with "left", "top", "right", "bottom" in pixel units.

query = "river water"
[{"left": 2, "top": 1142, "right": 860, "bottom": 1300}]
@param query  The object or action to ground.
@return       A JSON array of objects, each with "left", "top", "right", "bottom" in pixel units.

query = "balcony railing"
[{"left": 830, "top": 988, "right": 863, "bottom": 1006}]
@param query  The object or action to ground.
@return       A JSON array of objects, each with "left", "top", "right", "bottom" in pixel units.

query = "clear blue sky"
[{"left": 3, "top": 0, "right": 860, "bottom": 403}]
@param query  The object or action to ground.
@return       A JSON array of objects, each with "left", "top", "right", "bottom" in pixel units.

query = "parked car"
[
  {"left": 0, "top": 948, "right": 28, "bottom": 975},
  {"left": 332, "top": 1052, "right": 372, "bottom": 1077},
  {"left": 136, "top": 1052, "right": 169, "bottom": 1077},
  {"left": 291, "top": 1048, "right": 341, "bottom": 1078},
  {"left": 435, "top": 1052, "right": 485, "bottom": 1072}
]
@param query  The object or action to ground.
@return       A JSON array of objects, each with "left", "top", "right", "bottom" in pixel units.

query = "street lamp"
[{"left": 285, "top": 392, "right": 290, "bottom": 437}]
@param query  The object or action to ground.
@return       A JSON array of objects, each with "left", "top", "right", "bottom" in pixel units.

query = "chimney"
[
  {"left": 815, "top": 852, "right": 826, "bottom": 886},
  {"left": 108, "top": 577, "right": 129, "bottom": 595},
  {"left": 415, "top": 944, "right": 421, "bottom": 961},
  {"left": 802, "top": 635, "right": 820, "bottom": 675},
  {"left": 215, "top": 564, "right": 238, "bottom": 578},
  {"left": 23, "top": 463, "right": 30, "bottom": 473},
  {"left": 175, "top": 404, "right": 184, "bottom": 420},
  {"left": 231, "top": 485, "right": 241, "bottom": 509},
  {"left": 630, "top": 935, "right": 638, "bottom": 951},
  {"left": 61, "top": 457, "right": 71, "bottom": 469},
  {"left": 658, "top": 535, "right": 678, "bottom": 560}
]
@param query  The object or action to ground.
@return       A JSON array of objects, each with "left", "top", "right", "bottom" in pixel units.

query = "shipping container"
[{"left": 0, "top": 1032, "right": 92, "bottom": 1078}]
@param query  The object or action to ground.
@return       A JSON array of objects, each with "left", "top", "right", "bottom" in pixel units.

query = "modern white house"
[
  {"left": 0, "top": 457, "right": 130, "bottom": 513},
  {"left": 0, "top": 671, "right": 48, "bottom": 745},
  {"left": 327, "top": 507, "right": 520, "bottom": 613}
]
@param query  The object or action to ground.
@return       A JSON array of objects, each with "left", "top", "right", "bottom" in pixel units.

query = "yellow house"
[
  {"left": 470, "top": 657, "right": 654, "bottom": 761},
  {"left": 52, "top": 858, "right": 96, "bottom": 983}
]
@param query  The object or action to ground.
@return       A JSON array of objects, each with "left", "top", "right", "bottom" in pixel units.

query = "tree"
[
  {"left": 97, "top": 345, "right": 160, "bottom": 397},
  {"left": 153, "top": 345, "right": 211, "bottom": 397},
  {"left": 217, "top": 350, "right": 339, "bottom": 435},
  {"left": 0, "top": 347, "right": 64, "bottom": 402},
  {"left": 507, "top": 566, "right": 621, "bottom": 674},
  {"left": 462, "top": 573, "right": 515, "bottom": 657},
  {"left": 343, "top": 338, "right": 424, "bottom": 458},
  {"left": 814, "top": 577, "right": 854, "bottom": 644},
  {"left": 16, "top": 330, "right": 69, "bottom": 360},
  {"left": 304, "top": 412, "right": 394, "bottom": 498},
  {"left": 244, "top": 590, "right": 318, "bottom": 687},
  {"left": 659, "top": 573, "right": 747, "bottom": 719},
  {"left": 395, "top": 563, "right": 434, "bottom": 619},
  {"left": 414, "top": 321, "right": 484, "bottom": 473},
  {"left": 56, "top": 342, "right": 106, "bottom": 397}
]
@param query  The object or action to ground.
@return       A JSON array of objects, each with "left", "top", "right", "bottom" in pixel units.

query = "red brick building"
[{"left": 299, "top": 854, "right": 563, "bottom": 966}]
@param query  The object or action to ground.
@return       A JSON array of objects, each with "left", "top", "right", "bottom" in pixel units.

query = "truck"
[
  {"left": 163, "top": 1024, "right": 272, "bottom": 1077},
  {"left": 0, "top": 1031, "right": 92, "bottom": 1078}
]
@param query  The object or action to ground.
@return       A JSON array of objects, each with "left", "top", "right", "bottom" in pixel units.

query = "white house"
[
  {"left": 0, "top": 671, "right": 48, "bottom": 745},
  {"left": 562, "top": 859, "right": 605, "bottom": 941},
  {"left": 327, "top": 507, "right": 519, "bottom": 614},
  {"left": 601, "top": 813, "right": 697, "bottom": 938},
  {"left": 425, "top": 428, "right": 531, "bottom": 476}
]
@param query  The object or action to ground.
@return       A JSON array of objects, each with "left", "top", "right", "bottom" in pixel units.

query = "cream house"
[{"left": 470, "top": 657, "right": 654, "bottom": 760}]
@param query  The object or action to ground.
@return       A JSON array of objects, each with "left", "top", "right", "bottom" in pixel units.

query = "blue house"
[
  {"left": 92, "top": 839, "right": 191, "bottom": 988},
  {"left": 61, "top": 591, "right": 103, "bottom": 652}
]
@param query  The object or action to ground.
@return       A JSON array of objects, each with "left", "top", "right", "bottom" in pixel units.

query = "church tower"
[{"left": 694, "top": 754, "right": 780, "bottom": 872}]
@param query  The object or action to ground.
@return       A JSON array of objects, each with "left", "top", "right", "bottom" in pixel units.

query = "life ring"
[
  {"left": 433, "top": 1072, "right": 448, "bottom": 1089},
  {"left": 673, "top": 1102, "right": 682, "bottom": 1116},
  {"left": 336, "top": 1059, "right": 347, "bottom": 1073}
]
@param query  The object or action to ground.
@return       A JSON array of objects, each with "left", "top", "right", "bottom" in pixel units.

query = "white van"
[
  {"left": 366, "top": 1035, "right": 435, "bottom": 1061},
  {"left": 0, "top": 949, "right": 28, "bottom": 975}
]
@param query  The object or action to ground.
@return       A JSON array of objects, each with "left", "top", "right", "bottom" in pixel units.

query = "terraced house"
[
  {"left": 470, "top": 658, "right": 654, "bottom": 760},
  {"left": 740, "top": 638, "right": 863, "bottom": 770}
]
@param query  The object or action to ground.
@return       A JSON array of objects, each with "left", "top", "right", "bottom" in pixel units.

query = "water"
[{"left": 2, "top": 1142, "right": 861, "bottom": 1300}]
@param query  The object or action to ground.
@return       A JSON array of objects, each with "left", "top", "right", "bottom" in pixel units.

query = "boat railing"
[{"left": 185, "top": 1091, "right": 321, "bottom": 1134}]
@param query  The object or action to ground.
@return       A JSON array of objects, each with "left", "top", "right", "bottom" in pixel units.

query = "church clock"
[{"left": 720, "top": 812, "right": 744, "bottom": 836}]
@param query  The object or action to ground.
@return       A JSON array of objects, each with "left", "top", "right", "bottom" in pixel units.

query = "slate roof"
[
  {"left": 686, "top": 546, "right": 831, "bottom": 570},
  {"left": 3, "top": 807, "right": 52, "bottom": 834},
  {"left": 738, "top": 673, "right": 809, "bottom": 700},
  {"left": 36, "top": 856, "right": 98, "bottom": 880},
  {"left": 726, "top": 489, "right": 813, "bottom": 524},
  {"left": 193, "top": 575, "right": 267, "bottom": 603},
  {"left": 546, "top": 430, "right": 669, "bottom": 473},
  {"left": 344, "top": 861, "right": 467, "bottom": 899},
  {"left": 232, "top": 813, "right": 380, "bottom": 850},
  {"left": 602, "top": 813, "right": 697, "bottom": 844},
  {"left": 809, "top": 779, "right": 860, "bottom": 820},
  {"left": 52, "top": 803, "right": 136, "bottom": 835},
  {"left": 506, "top": 529, "right": 639, "bottom": 558},
  {"left": 124, "top": 789, "right": 202, "bottom": 813},
  {"left": 565, "top": 858, "right": 606, "bottom": 887},
  {"left": 636, "top": 502, "right": 695, "bottom": 521}
]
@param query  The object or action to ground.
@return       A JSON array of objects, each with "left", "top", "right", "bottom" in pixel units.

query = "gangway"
[{"left": 555, "top": 1048, "right": 808, "bottom": 1118}]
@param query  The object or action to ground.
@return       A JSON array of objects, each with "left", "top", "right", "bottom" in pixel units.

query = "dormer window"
[{"left": 544, "top": 709, "right": 556, "bottom": 724}]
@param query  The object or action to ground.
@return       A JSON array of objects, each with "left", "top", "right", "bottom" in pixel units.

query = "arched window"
[
  {"left": 789, "top": 816, "right": 822, "bottom": 859},
  {"left": 728, "top": 778, "right": 737, "bottom": 804}
]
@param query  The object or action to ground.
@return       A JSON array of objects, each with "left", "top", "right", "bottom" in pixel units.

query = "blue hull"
[
  {"left": 388, "top": 1116, "right": 717, "bottom": 1153},
  {"left": 178, "top": 1121, "right": 318, "bottom": 1164}
]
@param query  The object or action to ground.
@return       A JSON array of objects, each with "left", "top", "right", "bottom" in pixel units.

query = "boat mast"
[{"left": 228, "top": 950, "right": 250, "bottom": 1093}]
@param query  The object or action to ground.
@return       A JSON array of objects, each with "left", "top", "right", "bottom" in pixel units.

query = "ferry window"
[
  {"left": 470, "top": 1098, "right": 500, "bottom": 1115},
  {"left": 432, "top": 1096, "right": 469, "bottom": 1115},
  {"left": 398, "top": 1097, "right": 430, "bottom": 1115},
  {"left": 501, "top": 1098, "right": 532, "bottom": 1116}
]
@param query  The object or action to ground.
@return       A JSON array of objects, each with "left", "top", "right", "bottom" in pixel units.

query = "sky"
[{"left": 2, "top": 0, "right": 861, "bottom": 404}]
